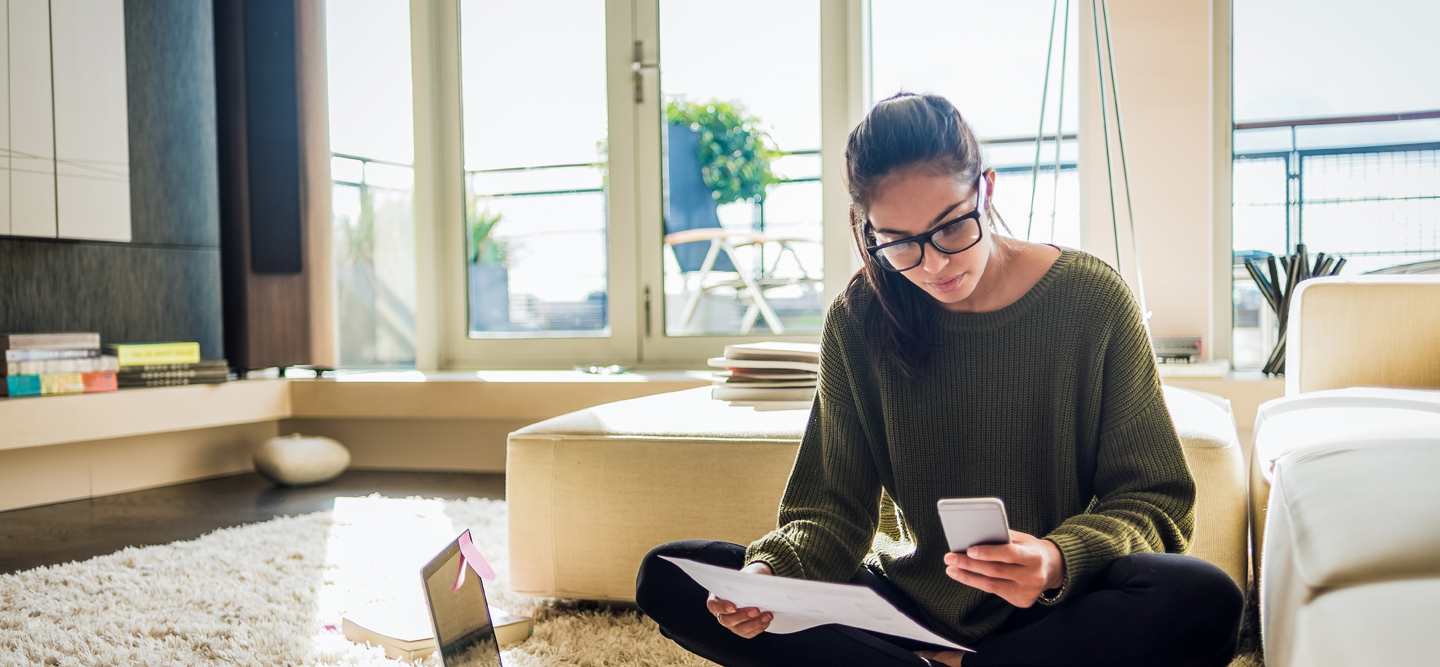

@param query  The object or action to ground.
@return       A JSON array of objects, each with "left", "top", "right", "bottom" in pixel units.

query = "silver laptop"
[{"left": 421, "top": 532, "right": 503, "bottom": 667}]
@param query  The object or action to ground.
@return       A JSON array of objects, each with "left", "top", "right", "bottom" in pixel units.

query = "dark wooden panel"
[
  {"left": 242, "top": 0, "right": 303, "bottom": 274},
  {"left": 125, "top": 0, "right": 222, "bottom": 248},
  {"left": 0, "top": 240, "right": 224, "bottom": 358},
  {"left": 214, "top": 0, "right": 312, "bottom": 369}
]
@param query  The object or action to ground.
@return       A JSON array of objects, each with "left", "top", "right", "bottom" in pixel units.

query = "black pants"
[{"left": 635, "top": 540, "right": 1242, "bottom": 667}]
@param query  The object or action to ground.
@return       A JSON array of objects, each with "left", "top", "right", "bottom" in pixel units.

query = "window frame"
[{"left": 416, "top": 0, "right": 641, "bottom": 369}]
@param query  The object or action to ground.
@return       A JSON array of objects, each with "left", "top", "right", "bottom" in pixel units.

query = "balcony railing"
[{"left": 1230, "top": 110, "right": 1440, "bottom": 369}]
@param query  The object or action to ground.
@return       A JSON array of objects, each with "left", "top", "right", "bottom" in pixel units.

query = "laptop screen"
[{"left": 421, "top": 537, "right": 503, "bottom": 667}]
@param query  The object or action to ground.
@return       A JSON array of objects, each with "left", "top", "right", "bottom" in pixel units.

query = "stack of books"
[
  {"left": 1, "top": 333, "right": 118, "bottom": 397},
  {"left": 109, "top": 342, "right": 229, "bottom": 388},
  {"left": 341, "top": 604, "right": 533, "bottom": 661},
  {"left": 707, "top": 342, "right": 820, "bottom": 411}
]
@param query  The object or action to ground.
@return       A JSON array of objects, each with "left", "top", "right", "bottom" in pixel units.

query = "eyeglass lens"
[{"left": 875, "top": 217, "right": 982, "bottom": 271}]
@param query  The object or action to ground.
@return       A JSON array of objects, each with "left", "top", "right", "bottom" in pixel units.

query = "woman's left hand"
[{"left": 943, "top": 530, "right": 1065, "bottom": 608}]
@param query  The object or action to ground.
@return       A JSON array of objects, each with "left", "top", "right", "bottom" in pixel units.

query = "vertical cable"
[
  {"left": 1049, "top": 0, "right": 1071, "bottom": 242},
  {"left": 1090, "top": 0, "right": 1123, "bottom": 277},
  {"left": 1026, "top": 0, "right": 1062, "bottom": 241},
  {"left": 1101, "top": 0, "right": 1150, "bottom": 335}
]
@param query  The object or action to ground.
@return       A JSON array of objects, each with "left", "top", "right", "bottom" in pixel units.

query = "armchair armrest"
[{"left": 1286, "top": 276, "right": 1440, "bottom": 395}]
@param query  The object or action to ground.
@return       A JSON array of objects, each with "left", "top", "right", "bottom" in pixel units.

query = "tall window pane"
[
  {"left": 1232, "top": 0, "right": 1440, "bottom": 369},
  {"left": 872, "top": 0, "right": 1081, "bottom": 248},
  {"left": 659, "top": 0, "right": 824, "bottom": 336},
  {"left": 327, "top": 0, "right": 417, "bottom": 367},
  {"left": 460, "top": 1, "right": 609, "bottom": 337}
]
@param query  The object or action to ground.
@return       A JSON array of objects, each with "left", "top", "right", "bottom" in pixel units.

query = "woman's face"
[{"left": 867, "top": 167, "right": 996, "bottom": 309}]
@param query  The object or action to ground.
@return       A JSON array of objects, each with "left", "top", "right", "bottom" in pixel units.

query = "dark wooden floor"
[{"left": 0, "top": 470, "right": 505, "bottom": 575}]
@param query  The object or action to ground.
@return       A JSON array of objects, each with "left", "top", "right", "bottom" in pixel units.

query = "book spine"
[
  {"left": 39, "top": 373, "right": 86, "bottom": 395},
  {"left": 0, "top": 332, "right": 101, "bottom": 351},
  {"left": 4, "top": 375, "right": 41, "bottom": 397},
  {"left": 4, "top": 348, "right": 101, "bottom": 362},
  {"left": 117, "top": 368, "right": 229, "bottom": 381},
  {"left": 2, "top": 372, "right": 117, "bottom": 396},
  {"left": 117, "top": 376, "right": 228, "bottom": 388},
  {"left": 82, "top": 371, "right": 118, "bottom": 393},
  {"left": 115, "top": 361, "right": 228, "bottom": 372},
  {"left": 5, "top": 355, "right": 119, "bottom": 376},
  {"left": 108, "top": 342, "right": 202, "bottom": 366},
  {"left": 711, "top": 386, "right": 817, "bottom": 401}
]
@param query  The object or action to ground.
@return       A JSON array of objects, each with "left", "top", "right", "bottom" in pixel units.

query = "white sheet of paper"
[{"left": 660, "top": 556, "right": 972, "bottom": 652}]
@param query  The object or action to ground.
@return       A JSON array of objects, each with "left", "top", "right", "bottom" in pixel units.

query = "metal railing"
[
  {"left": 1232, "top": 110, "right": 1440, "bottom": 264},
  {"left": 331, "top": 153, "right": 418, "bottom": 365}
]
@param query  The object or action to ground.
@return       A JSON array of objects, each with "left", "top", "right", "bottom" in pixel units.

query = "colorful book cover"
[
  {"left": 2, "top": 371, "right": 118, "bottom": 397},
  {"left": 4, "top": 375, "right": 41, "bottom": 397},
  {"left": 39, "top": 373, "right": 86, "bottom": 395},
  {"left": 82, "top": 371, "right": 118, "bottom": 393},
  {"left": 106, "top": 342, "right": 202, "bottom": 367}
]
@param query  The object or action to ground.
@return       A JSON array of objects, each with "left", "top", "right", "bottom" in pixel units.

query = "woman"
[{"left": 635, "top": 93, "right": 1242, "bottom": 667}]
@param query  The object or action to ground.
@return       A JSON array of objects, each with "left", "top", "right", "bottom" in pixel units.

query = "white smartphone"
[{"left": 937, "top": 497, "right": 1011, "bottom": 553}]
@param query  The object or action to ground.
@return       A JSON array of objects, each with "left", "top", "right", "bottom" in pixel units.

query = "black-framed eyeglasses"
[{"left": 864, "top": 172, "right": 987, "bottom": 273}]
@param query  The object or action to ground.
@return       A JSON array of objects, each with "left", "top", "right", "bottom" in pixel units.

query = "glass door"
[
  {"left": 636, "top": 0, "right": 829, "bottom": 365},
  {"left": 442, "top": 0, "right": 640, "bottom": 367}
]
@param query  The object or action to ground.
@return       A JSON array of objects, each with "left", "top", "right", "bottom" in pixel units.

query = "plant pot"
[
  {"left": 469, "top": 263, "right": 511, "bottom": 332},
  {"left": 665, "top": 123, "right": 736, "bottom": 273}
]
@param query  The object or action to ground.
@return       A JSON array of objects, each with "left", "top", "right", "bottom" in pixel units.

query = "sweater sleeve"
[
  {"left": 744, "top": 311, "right": 881, "bottom": 582},
  {"left": 1041, "top": 287, "right": 1197, "bottom": 604}
]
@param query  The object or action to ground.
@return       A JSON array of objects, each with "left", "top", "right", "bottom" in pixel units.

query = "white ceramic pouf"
[{"left": 253, "top": 433, "right": 351, "bottom": 487}]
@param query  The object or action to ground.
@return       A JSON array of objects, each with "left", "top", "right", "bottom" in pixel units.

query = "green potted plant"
[
  {"left": 466, "top": 201, "right": 511, "bottom": 332},
  {"left": 665, "top": 98, "right": 780, "bottom": 206},
  {"left": 664, "top": 98, "right": 779, "bottom": 272}
]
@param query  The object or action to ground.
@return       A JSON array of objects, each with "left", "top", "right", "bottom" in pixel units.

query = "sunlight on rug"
[{"left": 0, "top": 496, "right": 1261, "bottom": 667}]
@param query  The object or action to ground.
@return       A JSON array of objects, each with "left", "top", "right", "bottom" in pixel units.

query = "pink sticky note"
[
  {"left": 450, "top": 530, "right": 498, "bottom": 593},
  {"left": 458, "top": 530, "right": 497, "bottom": 581}
]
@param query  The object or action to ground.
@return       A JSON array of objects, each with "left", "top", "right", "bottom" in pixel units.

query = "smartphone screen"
[{"left": 937, "top": 498, "right": 1011, "bottom": 553}]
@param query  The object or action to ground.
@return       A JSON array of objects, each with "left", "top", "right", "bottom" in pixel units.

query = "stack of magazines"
[
  {"left": 1, "top": 332, "right": 118, "bottom": 397},
  {"left": 707, "top": 342, "right": 820, "bottom": 411}
]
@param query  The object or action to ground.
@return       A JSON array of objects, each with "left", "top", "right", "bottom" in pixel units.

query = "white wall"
[{"left": 1078, "top": 0, "right": 1231, "bottom": 360}]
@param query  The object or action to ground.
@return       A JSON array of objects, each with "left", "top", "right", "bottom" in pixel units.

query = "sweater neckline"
[{"left": 932, "top": 246, "right": 1077, "bottom": 332}]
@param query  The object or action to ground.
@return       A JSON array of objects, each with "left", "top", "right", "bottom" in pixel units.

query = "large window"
[
  {"left": 337, "top": 1, "right": 1088, "bottom": 368},
  {"left": 871, "top": 0, "right": 1081, "bottom": 248},
  {"left": 326, "top": 0, "right": 417, "bottom": 367},
  {"left": 1231, "top": 0, "right": 1440, "bottom": 370}
]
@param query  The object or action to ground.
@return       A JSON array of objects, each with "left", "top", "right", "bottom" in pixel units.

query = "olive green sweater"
[{"left": 745, "top": 248, "right": 1196, "bottom": 645}]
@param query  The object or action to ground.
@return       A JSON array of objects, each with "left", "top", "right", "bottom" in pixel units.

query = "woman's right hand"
[{"left": 705, "top": 561, "right": 775, "bottom": 638}]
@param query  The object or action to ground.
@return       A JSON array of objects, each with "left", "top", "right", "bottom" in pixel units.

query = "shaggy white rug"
[
  {"left": 0, "top": 496, "right": 1262, "bottom": 667},
  {"left": 0, "top": 496, "right": 715, "bottom": 667}
]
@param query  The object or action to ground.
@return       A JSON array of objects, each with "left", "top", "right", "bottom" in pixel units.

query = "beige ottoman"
[{"left": 507, "top": 386, "right": 1248, "bottom": 601}]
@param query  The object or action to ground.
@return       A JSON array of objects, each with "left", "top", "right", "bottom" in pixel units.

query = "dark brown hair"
[{"left": 842, "top": 92, "right": 996, "bottom": 382}]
